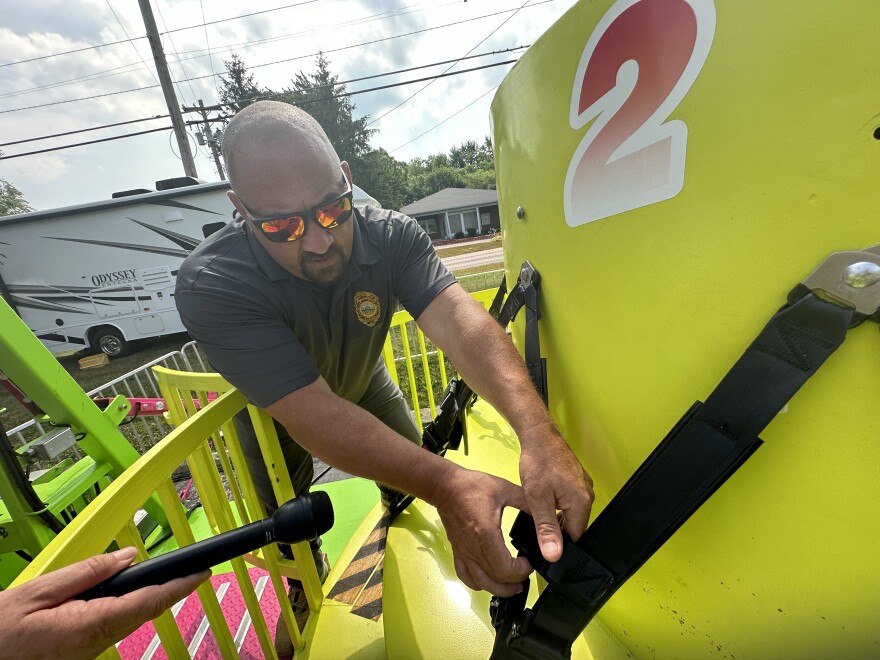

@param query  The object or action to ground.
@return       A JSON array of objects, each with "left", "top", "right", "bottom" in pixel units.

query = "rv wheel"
[{"left": 92, "top": 327, "right": 130, "bottom": 358}]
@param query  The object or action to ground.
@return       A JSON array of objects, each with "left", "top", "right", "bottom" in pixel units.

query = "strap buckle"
[{"left": 792, "top": 245, "right": 880, "bottom": 324}]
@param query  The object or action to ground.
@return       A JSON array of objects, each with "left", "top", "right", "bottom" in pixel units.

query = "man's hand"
[
  {"left": 432, "top": 467, "right": 534, "bottom": 597},
  {"left": 519, "top": 423, "right": 594, "bottom": 562},
  {"left": 1, "top": 547, "right": 210, "bottom": 660}
]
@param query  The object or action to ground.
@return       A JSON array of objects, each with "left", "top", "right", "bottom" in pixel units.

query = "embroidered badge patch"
[{"left": 354, "top": 291, "right": 381, "bottom": 327}]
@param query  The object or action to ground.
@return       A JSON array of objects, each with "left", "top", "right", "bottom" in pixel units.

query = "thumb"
[
  {"left": 24, "top": 548, "right": 138, "bottom": 608},
  {"left": 524, "top": 491, "right": 563, "bottom": 563}
]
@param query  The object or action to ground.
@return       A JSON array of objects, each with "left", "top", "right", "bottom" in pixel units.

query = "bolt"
[
  {"left": 516, "top": 206, "right": 525, "bottom": 220},
  {"left": 842, "top": 261, "right": 880, "bottom": 288}
]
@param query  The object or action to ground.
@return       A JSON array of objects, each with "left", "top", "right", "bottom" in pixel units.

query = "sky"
[{"left": 0, "top": 0, "right": 579, "bottom": 211}]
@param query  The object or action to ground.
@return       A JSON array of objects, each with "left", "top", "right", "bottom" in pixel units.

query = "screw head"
[
  {"left": 516, "top": 206, "right": 525, "bottom": 220},
  {"left": 842, "top": 261, "right": 880, "bottom": 288}
]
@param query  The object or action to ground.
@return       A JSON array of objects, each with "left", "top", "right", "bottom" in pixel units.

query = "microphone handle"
[{"left": 78, "top": 517, "right": 274, "bottom": 600}]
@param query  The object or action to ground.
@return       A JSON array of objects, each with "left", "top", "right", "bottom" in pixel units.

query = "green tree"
[
  {"left": 0, "top": 152, "right": 33, "bottom": 216},
  {"left": 403, "top": 137, "right": 495, "bottom": 204},
  {"left": 280, "top": 53, "right": 375, "bottom": 170},
  {"left": 218, "top": 53, "right": 268, "bottom": 115},
  {"left": 356, "top": 148, "right": 408, "bottom": 210}
]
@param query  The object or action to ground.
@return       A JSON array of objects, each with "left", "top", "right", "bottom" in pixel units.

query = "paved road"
[{"left": 439, "top": 247, "right": 504, "bottom": 270}]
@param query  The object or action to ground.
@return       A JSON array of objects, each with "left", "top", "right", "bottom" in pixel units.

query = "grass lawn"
[{"left": 433, "top": 237, "right": 501, "bottom": 259}]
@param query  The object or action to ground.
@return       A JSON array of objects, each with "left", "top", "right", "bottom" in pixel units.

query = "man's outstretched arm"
[
  {"left": 415, "top": 283, "right": 594, "bottom": 562},
  {"left": 265, "top": 377, "right": 533, "bottom": 596}
]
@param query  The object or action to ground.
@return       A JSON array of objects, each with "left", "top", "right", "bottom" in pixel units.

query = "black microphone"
[{"left": 77, "top": 491, "right": 334, "bottom": 600}]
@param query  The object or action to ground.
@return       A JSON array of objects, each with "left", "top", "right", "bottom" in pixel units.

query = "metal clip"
[{"left": 800, "top": 246, "right": 880, "bottom": 318}]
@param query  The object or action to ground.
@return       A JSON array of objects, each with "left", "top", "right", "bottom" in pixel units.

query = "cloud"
[{"left": 1, "top": 0, "right": 579, "bottom": 209}]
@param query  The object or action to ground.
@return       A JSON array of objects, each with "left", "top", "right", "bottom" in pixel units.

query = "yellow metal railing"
[
  {"left": 10, "top": 385, "right": 313, "bottom": 659},
  {"left": 382, "top": 288, "right": 496, "bottom": 431},
  {"left": 11, "top": 287, "right": 500, "bottom": 658}
]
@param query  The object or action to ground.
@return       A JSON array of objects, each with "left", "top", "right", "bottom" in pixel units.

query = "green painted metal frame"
[{"left": 0, "top": 297, "right": 167, "bottom": 571}]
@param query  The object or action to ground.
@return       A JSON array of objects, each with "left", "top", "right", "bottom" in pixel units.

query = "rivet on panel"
[{"left": 842, "top": 261, "right": 880, "bottom": 288}]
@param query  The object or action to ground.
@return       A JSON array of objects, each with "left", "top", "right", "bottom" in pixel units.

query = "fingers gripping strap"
[{"left": 491, "top": 293, "right": 855, "bottom": 659}]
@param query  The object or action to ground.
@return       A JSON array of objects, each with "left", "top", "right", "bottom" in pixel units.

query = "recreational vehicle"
[{"left": 0, "top": 178, "right": 378, "bottom": 357}]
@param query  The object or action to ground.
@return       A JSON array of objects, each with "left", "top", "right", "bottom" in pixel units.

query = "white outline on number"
[{"left": 563, "top": 0, "right": 716, "bottom": 227}]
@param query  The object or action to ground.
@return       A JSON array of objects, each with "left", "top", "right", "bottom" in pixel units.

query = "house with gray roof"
[{"left": 399, "top": 188, "right": 499, "bottom": 240}]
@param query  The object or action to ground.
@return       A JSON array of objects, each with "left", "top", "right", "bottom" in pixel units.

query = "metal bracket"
[{"left": 798, "top": 245, "right": 880, "bottom": 317}]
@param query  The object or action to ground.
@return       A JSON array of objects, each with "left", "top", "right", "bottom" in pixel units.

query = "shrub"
[
  {"left": 466, "top": 228, "right": 477, "bottom": 237},
  {"left": 453, "top": 231, "right": 465, "bottom": 239}
]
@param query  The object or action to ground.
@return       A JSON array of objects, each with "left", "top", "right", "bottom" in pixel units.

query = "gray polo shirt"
[{"left": 175, "top": 206, "right": 456, "bottom": 408}]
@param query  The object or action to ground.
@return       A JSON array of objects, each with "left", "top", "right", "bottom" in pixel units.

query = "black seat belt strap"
[
  {"left": 489, "top": 278, "right": 509, "bottom": 321},
  {"left": 490, "top": 245, "right": 880, "bottom": 659},
  {"left": 494, "top": 261, "right": 547, "bottom": 401}
]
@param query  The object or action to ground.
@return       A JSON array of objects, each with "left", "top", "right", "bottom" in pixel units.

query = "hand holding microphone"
[{"left": 77, "top": 491, "right": 334, "bottom": 600}]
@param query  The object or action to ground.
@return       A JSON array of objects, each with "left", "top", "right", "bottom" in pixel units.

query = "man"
[
  {"left": 175, "top": 100, "right": 592, "bottom": 652},
  {"left": 0, "top": 548, "right": 208, "bottom": 659}
]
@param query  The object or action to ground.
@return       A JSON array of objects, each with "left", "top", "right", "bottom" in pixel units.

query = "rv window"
[{"left": 202, "top": 222, "right": 226, "bottom": 238}]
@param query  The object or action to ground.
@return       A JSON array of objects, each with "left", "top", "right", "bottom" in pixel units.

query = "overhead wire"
[
  {"left": 0, "top": 60, "right": 516, "bottom": 160},
  {"left": 0, "top": 115, "right": 169, "bottom": 148},
  {"left": 4, "top": 48, "right": 524, "bottom": 149},
  {"left": 0, "top": 1, "right": 549, "bottom": 114},
  {"left": 155, "top": 0, "right": 198, "bottom": 105},
  {"left": 0, "top": 0, "right": 459, "bottom": 100},
  {"left": 105, "top": 0, "right": 160, "bottom": 85},
  {"left": 368, "top": 0, "right": 532, "bottom": 127},
  {"left": 391, "top": 84, "right": 501, "bottom": 154},
  {"left": 1, "top": 47, "right": 523, "bottom": 131},
  {"left": 200, "top": 46, "right": 526, "bottom": 110},
  {"left": 0, "top": 0, "right": 323, "bottom": 68},
  {"left": 199, "top": 0, "right": 221, "bottom": 99}
]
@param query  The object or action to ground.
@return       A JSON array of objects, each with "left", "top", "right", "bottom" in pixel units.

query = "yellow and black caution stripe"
[{"left": 327, "top": 511, "right": 390, "bottom": 619}]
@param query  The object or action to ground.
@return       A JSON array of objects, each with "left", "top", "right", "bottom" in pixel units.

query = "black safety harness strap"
[
  {"left": 490, "top": 246, "right": 880, "bottom": 659},
  {"left": 495, "top": 262, "right": 547, "bottom": 404}
]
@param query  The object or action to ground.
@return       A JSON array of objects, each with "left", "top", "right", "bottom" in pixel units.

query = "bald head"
[{"left": 222, "top": 101, "right": 341, "bottom": 194}]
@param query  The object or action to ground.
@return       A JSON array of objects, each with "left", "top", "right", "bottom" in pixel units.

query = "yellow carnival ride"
[{"left": 2, "top": 0, "right": 878, "bottom": 657}]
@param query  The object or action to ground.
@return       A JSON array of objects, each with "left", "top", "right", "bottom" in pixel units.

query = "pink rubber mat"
[{"left": 116, "top": 567, "right": 283, "bottom": 659}]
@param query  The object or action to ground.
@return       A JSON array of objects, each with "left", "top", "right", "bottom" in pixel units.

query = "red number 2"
[{"left": 564, "top": 0, "right": 715, "bottom": 227}]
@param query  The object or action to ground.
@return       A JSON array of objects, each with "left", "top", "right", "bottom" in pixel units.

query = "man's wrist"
[
  {"left": 423, "top": 457, "right": 463, "bottom": 508},
  {"left": 511, "top": 414, "right": 563, "bottom": 450}
]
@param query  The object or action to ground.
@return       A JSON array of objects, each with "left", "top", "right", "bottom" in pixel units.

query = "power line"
[
  {"left": 0, "top": 0, "right": 549, "bottom": 112},
  {"left": 105, "top": 0, "right": 160, "bottom": 85},
  {"left": 199, "top": 0, "right": 221, "bottom": 100},
  {"left": 0, "top": 126, "right": 175, "bottom": 160},
  {"left": 0, "top": 59, "right": 146, "bottom": 100},
  {"left": 238, "top": 3, "right": 550, "bottom": 74},
  {"left": 0, "top": 115, "right": 169, "bottom": 148},
  {"left": 155, "top": 0, "right": 198, "bottom": 105},
  {"left": 369, "top": 0, "right": 531, "bottom": 127},
  {"left": 0, "top": 0, "right": 323, "bottom": 69},
  {"left": 0, "top": 46, "right": 528, "bottom": 125},
  {"left": 0, "top": 61, "right": 516, "bottom": 160},
  {"left": 391, "top": 84, "right": 500, "bottom": 154},
  {"left": 4, "top": 49, "right": 523, "bottom": 149},
  {"left": 0, "top": 0, "right": 459, "bottom": 100},
  {"left": 199, "top": 47, "right": 526, "bottom": 110},
  {"left": 0, "top": 37, "right": 139, "bottom": 69},
  {"left": 0, "top": 85, "right": 162, "bottom": 115}
]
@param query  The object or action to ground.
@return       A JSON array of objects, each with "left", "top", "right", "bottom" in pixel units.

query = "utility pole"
[
  {"left": 138, "top": 0, "right": 198, "bottom": 178},
  {"left": 197, "top": 100, "right": 226, "bottom": 180}
]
